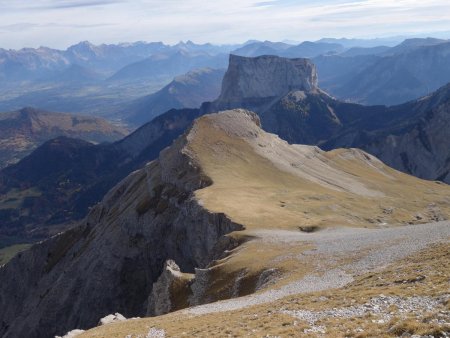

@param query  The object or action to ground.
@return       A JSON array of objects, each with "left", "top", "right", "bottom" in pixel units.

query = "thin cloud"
[
  {"left": 0, "top": 0, "right": 449, "bottom": 49},
  {"left": 253, "top": 1, "right": 277, "bottom": 7},
  {"left": 42, "top": 0, "right": 125, "bottom": 9},
  {"left": 0, "top": 0, "right": 124, "bottom": 11},
  {"left": 0, "top": 22, "right": 116, "bottom": 34},
  {"left": 0, "top": 23, "right": 39, "bottom": 32}
]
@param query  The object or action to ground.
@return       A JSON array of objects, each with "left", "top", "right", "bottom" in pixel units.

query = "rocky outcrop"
[
  {"left": 55, "top": 330, "right": 85, "bottom": 338},
  {"left": 213, "top": 54, "right": 318, "bottom": 111},
  {"left": 97, "top": 313, "right": 127, "bottom": 326},
  {"left": 147, "top": 260, "right": 194, "bottom": 316},
  {"left": 204, "top": 55, "right": 450, "bottom": 184},
  {"left": 0, "top": 119, "right": 244, "bottom": 338}
]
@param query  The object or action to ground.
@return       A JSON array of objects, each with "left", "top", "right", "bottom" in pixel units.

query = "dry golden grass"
[{"left": 189, "top": 115, "right": 450, "bottom": 232}]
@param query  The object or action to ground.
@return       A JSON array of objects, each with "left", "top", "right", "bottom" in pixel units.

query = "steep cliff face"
[
  {"left": 362, "top": 103, "right": 450, "bottom": 183},
  {"left": 147, "top": 260, "right": 194, "bottom": 316},
  {"left": 0, "top": 118, "right": 243, "bottom": 338},
  {"left": 217, "top": 54, "right": 318, "bottom": 105}
]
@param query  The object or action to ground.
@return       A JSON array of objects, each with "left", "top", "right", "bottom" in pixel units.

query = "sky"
[{"left": 0, "top": 0, "right": 450, "bottom": 49}]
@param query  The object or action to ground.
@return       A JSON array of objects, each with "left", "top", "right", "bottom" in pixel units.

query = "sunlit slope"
[{"left": 189, "top": 110, "right": 450, "bottom": 230}]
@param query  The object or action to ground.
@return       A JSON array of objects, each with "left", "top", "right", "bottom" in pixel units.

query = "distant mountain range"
[
  {"left": 0, "top": 41, "right": 210, "bottom": 82},
  {"left": 109, "top": 50, "right": 227, "bottom": 84},
  {"left": 0, "top": 40, "right": 233, "bottom": 85},
  {"left": 2, "top": 37, "right": 450, "bottom": 119},
  {"left": 232, "top": 40, "right": 344, "bottom": 58},
  {"left": 316, "top": 36, "right": 406, "bottom": 48}
]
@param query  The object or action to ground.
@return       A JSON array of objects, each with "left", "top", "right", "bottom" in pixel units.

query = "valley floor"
[{"left": 80, "top": 221, "right": 450, "bottom": 338}]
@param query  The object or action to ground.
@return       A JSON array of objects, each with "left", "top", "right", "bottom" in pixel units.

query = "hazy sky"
[{"left": 0, "top": 0, "right": 450, "bottom": 49}]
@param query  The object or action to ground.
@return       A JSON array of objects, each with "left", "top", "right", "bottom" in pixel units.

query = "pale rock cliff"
[
  {"left": 147, "top": 260, "right": 194, "bottom": 316},
  {"left": 217, "top": 54, "right": 318, "bottom": 105}
]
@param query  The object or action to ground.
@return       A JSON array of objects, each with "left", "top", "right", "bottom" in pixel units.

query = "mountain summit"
[{"left": 217, "top": 54, "right": 318, "bottom": 105}]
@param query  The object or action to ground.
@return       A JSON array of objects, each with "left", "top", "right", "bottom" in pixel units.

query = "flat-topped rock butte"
[{"left": 217, "top": 54, "right": 318, "bottom": 103}]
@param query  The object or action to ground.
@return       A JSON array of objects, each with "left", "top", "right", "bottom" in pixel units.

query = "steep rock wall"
[{"left": 215, "top": 54, "right": 318, "bottom": 107}]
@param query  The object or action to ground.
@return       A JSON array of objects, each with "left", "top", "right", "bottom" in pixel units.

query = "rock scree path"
[{"left": 186, "top": 221, "right": 450, "bottom": 315}]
